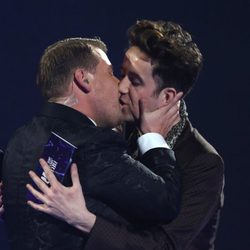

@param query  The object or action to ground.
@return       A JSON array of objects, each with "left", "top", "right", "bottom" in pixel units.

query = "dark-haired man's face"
[{"left": 119, "top": 46, "right": 162, "bottom": 122}]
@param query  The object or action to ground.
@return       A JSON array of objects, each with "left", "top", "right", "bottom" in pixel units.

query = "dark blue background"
[{"left": 0, "top": 0, "right": 249, "bottom": 249}]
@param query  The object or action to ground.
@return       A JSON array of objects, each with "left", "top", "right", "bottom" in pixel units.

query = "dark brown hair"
[
  {"left": 127, "top": 20, "right": 203, "bottom": 96},
  {"left": 37, "top": 37, "right": 107, "bottom": 99}
]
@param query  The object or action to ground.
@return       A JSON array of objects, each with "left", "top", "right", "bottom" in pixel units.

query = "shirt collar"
[{"left": 41, "top": 102, "right": 96, "bottom": 127}]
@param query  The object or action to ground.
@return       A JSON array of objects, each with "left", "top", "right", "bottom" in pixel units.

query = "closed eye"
[{"left": 128, "top": 72, "right": 143, "bottom": 86}]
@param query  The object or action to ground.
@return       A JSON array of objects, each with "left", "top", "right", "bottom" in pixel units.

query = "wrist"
[
  {"left": 138, "top": 132, "right": 170, "bottom": 154},
  {"left": 73, "top": 211, "right": 96, "bottom": 233}
]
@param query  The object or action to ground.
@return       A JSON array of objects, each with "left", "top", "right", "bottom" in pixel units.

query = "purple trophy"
[{"left": 27, "top": 132, "right": 77, "bottom": 203}]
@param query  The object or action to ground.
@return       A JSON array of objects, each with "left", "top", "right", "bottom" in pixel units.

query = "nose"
[
  {"left": 114, "top": 75, "right": 120, "bottom": 85},
  {"left": 119, "top": 77, "right": 130, "bottom": 94}
]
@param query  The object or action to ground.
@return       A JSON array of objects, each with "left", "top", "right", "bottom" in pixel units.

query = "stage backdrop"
[{"left": 0, "top": 0, "right": 249, "bottom": 249}]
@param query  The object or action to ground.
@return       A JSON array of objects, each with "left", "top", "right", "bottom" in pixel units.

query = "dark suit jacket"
[
  {"left": 2, "top": 102, "right": 181, "bottom": 250},
  {"left": 84, "top": 120, "right": 224, "bottom": 250}
]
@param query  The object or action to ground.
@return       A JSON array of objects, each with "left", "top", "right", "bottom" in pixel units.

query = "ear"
[
  {"left": 158, "top": 88, "right": 177, "bottom": 106},
  {"left": 73, "top": 68, "right": 92, "bottom": 93}
]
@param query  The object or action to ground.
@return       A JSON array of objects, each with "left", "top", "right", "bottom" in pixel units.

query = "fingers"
[
  {"left": 173, "top": 92, "right": 183, "bottom": 103},
  {"left": 171, "top": 92, "right": 183, "bottom": 108},
  {"left": 176, "top": 91, "right": 183, "bottom": 100},
  {"left": 160, "top": 92, "right": 183, "bottom": 110},
  {"left": 167, "top": 109, "right": 180, "bottom": 126},
  {"left": 138, "top": 100, "right": 144, "bottom": 119},
  {"left": 28, "top": 169, "right": 51, "bottom": 195},
  {"left": 156, "top": 102, "right": 179, "bottom": 119},
  {"left": 26, "top": 183, "right": 50, "bottom": 205},
  {"left": 27, "top": 200, "right": 50, "bottom": 213},
  {"left": 165, "top": 105, "right": 180, "bottom": 124},
  {"left": 155, "top": 92, "right": 182, "bottom": 117},
  {"left": 39, "top": 159, "right": 58, "bottom": 187},
  {"left": 128, "top": 87, "right": 140, "bottom": 119},
  {"left": 71, "top": 164, "right": 81, "bottom": 188},
  {"left": 156, "top": 102, "right": 180, "bottom": 132},
  {"left": 128, "top": 86, "right": 139, "bottom": 107}
]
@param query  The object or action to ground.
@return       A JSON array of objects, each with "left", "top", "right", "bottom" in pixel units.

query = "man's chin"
[
  {"left": 121, "top": 110, "right": 135, "bottom": 123},
  {"left": 120, "top": 104, "right": 137, "bottom": 122}
]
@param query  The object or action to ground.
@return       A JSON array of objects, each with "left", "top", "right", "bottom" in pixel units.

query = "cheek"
[
  {"left": 136, "top": 89, "right": 156, "bottom": 109},
  {"left": 135, "top": 87, "right": 152, "bottom": 100},
  {"left": 142, "top": 97, "right": 159, "bottom": 112}
]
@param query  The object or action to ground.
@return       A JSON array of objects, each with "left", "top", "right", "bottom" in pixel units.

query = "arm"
[
  {"left": 27, "top": 92, "right": 181, "bottom": 223},
  {"left": 28, "top": 132, "right": 180, "bottom": 224},
  {"left": 75, "top": 93, "right": 182, "bottom": 223},
  {"left": 29, "top": 153, "right": 224, "bottom": 249},
  {"left": 27, "top": 162, "right": 169, "bottom": 249},
  {"left": 75, "top": 130, "right": 180, "bottom": 223},
  {"left": 84, "top": 153, "right": 224, "bottom": 250}
]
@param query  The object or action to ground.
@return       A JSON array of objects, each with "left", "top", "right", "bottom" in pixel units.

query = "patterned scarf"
[{"left": 165, "top": 99, "right": 188, "bottom": 149}]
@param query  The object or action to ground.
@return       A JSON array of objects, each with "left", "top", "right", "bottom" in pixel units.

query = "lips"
[
  {"left": 119, "top": 97, "right": 127, "bottom": 106},
  {"left": 119, "top": 95, "right": 130, "bottom": 105}
]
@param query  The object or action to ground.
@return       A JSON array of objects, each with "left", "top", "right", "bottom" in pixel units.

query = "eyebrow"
[
  {"left": 128, "top": 71, "right": 144, "bottom": 84},
  {"left": 121, "top": 65, "right": 143, "bottom": 81}
]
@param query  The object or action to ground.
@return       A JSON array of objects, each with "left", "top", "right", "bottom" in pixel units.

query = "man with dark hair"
[
  {"left": 2, "top": 36, "right": 182, "bottom": 249},
  {"left": 28, "top": 20, "right": 224, "bottom": 250}
]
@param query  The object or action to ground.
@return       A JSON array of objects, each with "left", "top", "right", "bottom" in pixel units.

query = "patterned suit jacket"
[
  {"left": 2, "top": 102, "right": 181, "bottom": 250},
  {"left": 85, "top": 120, "right": 224, "bottom": 250}
]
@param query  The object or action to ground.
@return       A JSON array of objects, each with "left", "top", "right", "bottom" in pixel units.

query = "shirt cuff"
[{"left": 137, "top": 132, "right": 170, "bottom": 155}]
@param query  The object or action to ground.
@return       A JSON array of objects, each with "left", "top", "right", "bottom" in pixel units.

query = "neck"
[
  {"left": 70, "top": 94, "right": 99, "bottom": 125},
  {"left": 49, "top": 93, "right": 78, "bottom": 107}
]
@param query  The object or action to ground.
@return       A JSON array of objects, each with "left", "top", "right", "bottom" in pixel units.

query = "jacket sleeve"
[
  {"left": 76, "top": 129, "right": 181, "bottom": 224},
  {"left": 84, "top": 153, "right": 224, "bottom": 250}
]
